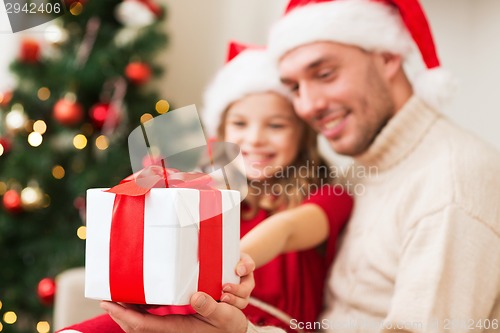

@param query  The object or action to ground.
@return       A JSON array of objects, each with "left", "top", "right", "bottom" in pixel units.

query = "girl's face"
[{"left": 224, "top": 92, "right": 304, "bottom": 181}]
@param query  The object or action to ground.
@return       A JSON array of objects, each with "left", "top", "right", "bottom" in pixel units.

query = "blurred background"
[{"left": 0, "top": 0, "right": 498, "bottom": 332}]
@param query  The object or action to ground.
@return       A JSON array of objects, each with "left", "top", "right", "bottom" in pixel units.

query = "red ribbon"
[
  {"left": 106, "top": 167, "right": 223, "bottom": 304},
  {"left": 198, "top": 190, "right": 223, "bottom": 300},
  {"left": 109, "top": 194, "right": 146, "bottom": 303}
]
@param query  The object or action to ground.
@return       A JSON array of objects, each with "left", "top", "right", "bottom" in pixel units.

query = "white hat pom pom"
[{"left": 414, "top": 67, "right": 458, "bottom": 111}]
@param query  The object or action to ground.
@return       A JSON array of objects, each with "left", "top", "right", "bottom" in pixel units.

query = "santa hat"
[
  {"left": 202, "top": 41, "right": 290, "bottom": 137},
  {"left": 268, "top": 0, "right": 456, "bottom": 110}
]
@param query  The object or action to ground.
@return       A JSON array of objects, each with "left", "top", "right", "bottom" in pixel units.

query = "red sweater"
[{"left": 241, "top": 185, "right": 353, "bottom": 332}]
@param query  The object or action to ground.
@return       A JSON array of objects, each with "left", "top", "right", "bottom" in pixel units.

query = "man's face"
[{"left": 279, "top": 42, "right": 397, "bottom": 156}]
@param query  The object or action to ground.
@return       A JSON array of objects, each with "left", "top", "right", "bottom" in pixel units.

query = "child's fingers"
[
  {"left": 223, "top": 272, "right": 255, "bottom": 299},
  {"left": 235, "top": 252, "right": 256, "bottom": 277},
  {"left": 220, "top": 291, "right": 248, "bottom": 310},
  {"left": 220, "top": 252, "right": 256, "bottom": 310}
]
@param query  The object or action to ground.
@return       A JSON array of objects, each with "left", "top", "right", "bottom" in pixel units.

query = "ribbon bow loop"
[{"left": 106, "top": 166, "right": 214, "bottom": 196}]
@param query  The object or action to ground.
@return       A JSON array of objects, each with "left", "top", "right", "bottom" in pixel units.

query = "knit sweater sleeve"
[{"left": 381, "top": 203, "right": 500, "bottom": 333}]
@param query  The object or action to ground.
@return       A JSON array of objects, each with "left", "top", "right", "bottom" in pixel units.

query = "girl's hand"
[{"left": 220, "top": 252, "right": 256, "bottom": 310}]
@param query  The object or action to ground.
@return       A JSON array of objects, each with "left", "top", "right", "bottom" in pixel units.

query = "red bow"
[{"left": 106, "top": 166, "right": 214, "bottom": 196}]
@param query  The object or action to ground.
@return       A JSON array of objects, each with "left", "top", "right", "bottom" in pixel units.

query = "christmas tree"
[{"left": 0, "top": 1, "right": 168, "bottom": 332}]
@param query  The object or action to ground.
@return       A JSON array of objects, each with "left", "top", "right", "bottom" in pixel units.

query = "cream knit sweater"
[{"left": 251, "top": 96, "right": 500, "bottom": 333}]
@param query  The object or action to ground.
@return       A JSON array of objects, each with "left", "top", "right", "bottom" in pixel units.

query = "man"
[{"left": 102, "top": 0, "right": 500, "bottom": 332}]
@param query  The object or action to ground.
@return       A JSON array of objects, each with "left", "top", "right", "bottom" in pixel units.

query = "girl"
[{"left": 202, "top": 42, "right": 353, "bottom": 332}]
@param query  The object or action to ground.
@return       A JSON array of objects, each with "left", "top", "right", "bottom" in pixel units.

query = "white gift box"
[{"left": 85, "top": 188, "right": 240, "bottom": 305}]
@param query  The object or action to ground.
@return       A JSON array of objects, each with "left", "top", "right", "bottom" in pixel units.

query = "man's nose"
[{"left": 294, "top": 83, "right": 327, "bottom": 121}]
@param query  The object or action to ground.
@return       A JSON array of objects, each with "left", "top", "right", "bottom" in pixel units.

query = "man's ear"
[{"left": 379, "top": 52, "right": 403, "bottom": 81}]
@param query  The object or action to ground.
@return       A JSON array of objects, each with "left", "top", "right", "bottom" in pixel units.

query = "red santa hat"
[
  {"left": 202, "top": 41, "right": 290, "bottom": 137},
  {"left": 268, "top": 0, "right": 456, "bottom": 110}
]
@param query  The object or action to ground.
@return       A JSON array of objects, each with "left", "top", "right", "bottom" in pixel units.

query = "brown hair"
[{"left": 217, "top": 97, "right": 332, "bottom": 219}]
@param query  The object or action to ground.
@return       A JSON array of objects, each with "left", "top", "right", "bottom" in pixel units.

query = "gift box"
[{"left": 84, "top": 186, "right": 240, "bottom": 305}]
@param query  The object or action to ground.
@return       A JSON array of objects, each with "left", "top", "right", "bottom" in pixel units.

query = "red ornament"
[
  {"left": 137, "top": 0, "right": 163, "bottom": 17},
  {"left": 53, "top": 98, "right": 84, "bottom": 126},
  {"left": 0, "top": 90, "right": 13, "bottom": 107},
  {"left": 89, "top": 103, "right": 120, "bottom": 130},
  {"left": 37, "top": 277, "right": 56, "bottom": 306},
  {"left": 0, "top": 137, "right": 12, "bottom": 155},
  {"left": 3, "top": 189, "right": 22, "bottom": 213},
  {"left": 19, "top": 38, "right": 41, "bottom": 64},
  {"left": 125, "top": 62, "right": 151, "bottom": 85}
]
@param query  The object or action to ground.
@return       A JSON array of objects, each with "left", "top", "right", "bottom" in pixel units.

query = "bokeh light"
[
  {"left": 70, "top": 2, "right": 83, "bottom": 15},
  {"left": 140, "top": 113, "right": 153, "bottom": 123},
  {"left": 37, "top": 87, "right": 51, "bottom": 101},
  {"left": 20, "top": 186, "right": 44, "bottom": 210},
  {"left": 77, "top": 226, "right": 87, "bottom": 240},
  {"left": 155, "top": 100, "right": 170, "bottom": 114},
  {"left": 3, "top": 311, "right": 17, "bottom": 324},
  {"left": 11, "top": 103, "right": 23, "bottom": 112},
  {"left": 36, "top": 321, "right": 50, "bottom": 333},
  {"left": 95, "top": 135, "right": 109, "bottom": 150},
  {"left": 5, "top": 110, "right": 26, "bottom": 130},
  {"left": 33, "top": 120, "right": 47, "bottom": 134},
  {"left": 73, "top": 134, "right": 87, "bottom": 150},
  {"left": 28, "top": 132, "right": 43, "bottom": 147},
  {"left": 44, "top": 23, "right": 68, "bottom": 44},
  {"left": 52, "top": 165, "right": 65, "bottom": 179}
]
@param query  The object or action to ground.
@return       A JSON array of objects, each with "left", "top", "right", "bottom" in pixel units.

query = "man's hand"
[
  {"left": 101, "top": 293, "right": 248, "bottom": 333},
  {"left": 100, "top": 254, "right": 256, "bottom": 333}
]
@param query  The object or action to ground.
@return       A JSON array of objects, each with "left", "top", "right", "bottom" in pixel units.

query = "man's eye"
[{"left": 318, "top": 70, "right": 333, "bottom": 79}]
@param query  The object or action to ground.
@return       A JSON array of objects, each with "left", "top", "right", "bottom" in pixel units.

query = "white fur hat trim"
[
  {"left": 268, "top": 0, "right": 414, "bottom": 62},
  {"left": 202, "top": 49, "right": 290, "bottom": 137}
]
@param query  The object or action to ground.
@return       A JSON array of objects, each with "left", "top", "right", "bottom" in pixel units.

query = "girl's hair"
[{"left": 217, "top": 96, "right": 332, "bottom": 219}]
